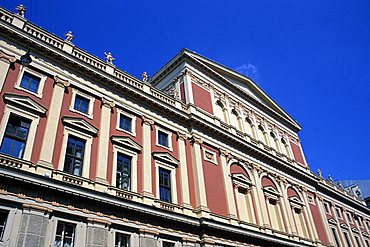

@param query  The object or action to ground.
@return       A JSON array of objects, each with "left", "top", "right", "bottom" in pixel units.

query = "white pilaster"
[
  {"left": 142, "top": 115, "right": 154, "bottom": 198},
  {"left": 38, "top": 76, "right": 70, "bottom": 167},
  {"left": 0, "top": 50, "right": 16, "bottom": 93},
  {"left": 219, "top": 149, "right": 237, "bottom": 219},
  {"left": 177, "top": 132, "right": 192, "bottom": 208}
]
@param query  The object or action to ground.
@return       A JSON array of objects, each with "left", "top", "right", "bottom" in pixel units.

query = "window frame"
[
  {"left": 116, "top": 109, "right": 136, "bottom": 137},
  {"left": 49, "top": 217, "right": 85, "bottom": 247},
  {"left": 15, "top": 66, "right": 46, "bottom": 98},
  {"left": 155, "top": 161, "right": 178, "bottom": 204},
  {"left": 113, "top": 230, "right": 131, "bottom": 247},
  {"left": 54, "top": 220, "right": 76, "bottom": 247},
  {"left": 324, "top": 202, "right": 331, "bottom": 215},
  {"left": 58, "top": 127, "right": 92, "bottom": 179},
  {"left": 0, "top": 210, "right": 8, "bottom": 241},
  {"left": 69, "top": 89, "right": 95, "bottom": 119},
  {"left": 112, "top": 145, "right": 138, "bottom": 193},
  {"left": 63, "top": 135, "right": 86, "bottom": 177},
  {"left": 346, "top": 212, "right": 353, "bottom": 223},
  {"left": 156, "top": 127, "right": 172, "bottom": 151},
  {"left": 336, "top": 207, "right": 342, "bottom": 219},
  {"left": 0, "top": 104, "right": 39, "bottom": 161},
  {"left": 203, "top": 148, "right": 217, "bottom": 165}
]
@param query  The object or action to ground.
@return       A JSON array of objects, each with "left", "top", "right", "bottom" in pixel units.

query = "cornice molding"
[{"left": 0, "top": 49, "right": 16, "bottom": 63}]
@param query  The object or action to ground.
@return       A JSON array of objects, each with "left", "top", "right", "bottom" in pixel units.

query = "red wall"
[
  {"left": 202, "top": 144, "right": 228, "bottom": 217},
  {"left": 290, "top": 141, "right": 305, "bottom": 166},
  {"left": 307, "top": 192, "right": 329, "bottom": 245},
  {"left": 191, "top": 82, "right": 213, "bottom": 115}
]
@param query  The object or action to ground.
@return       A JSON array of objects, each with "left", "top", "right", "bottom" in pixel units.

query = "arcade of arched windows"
[
  {"left": 212, "top": 95, "right": 295, "bottom": 161},
  {"left": 226, "top": 160, "right": 314, "bottom": 239}
]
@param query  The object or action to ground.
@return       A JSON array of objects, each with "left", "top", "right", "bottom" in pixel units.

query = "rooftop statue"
[
  {"left": 316, "top": 168, "right": 322, "bottom": 177},
  {"left": 140, "top": 72, "right": 149, "bottom": 82},
  {"left": 16, "top": 4, "right": 26, "bottom": 17},
  {"left": 328, "top": 174, "right": 335, "bottom": 184},
  {"left": 64, "top": 31, "right": 74, "bottom": 42},
  {"left": 104, "top": 51, "right": 115, "bottom": 65}
]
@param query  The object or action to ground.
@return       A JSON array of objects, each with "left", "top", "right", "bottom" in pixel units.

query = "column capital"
[
  {"left": 0, "top": 49, "right": 16, "bottom": 63},
  {"left": 176, "top": 131, "right": 188, "bottom": 141},
  {"left": 219, "top": 148, "right": 229, "bottom": 157},
  {"left": 190, "top": 135, "right": 203, "bottom": 146},
  {"left": 101, "top": 97, "right": 115, "bottom": 109},
  {"left": 141, "top": 115, "right": 154, "bottom": 126},
  {"left": 54, "top": 75, "right": 70, "bottom": 88}
]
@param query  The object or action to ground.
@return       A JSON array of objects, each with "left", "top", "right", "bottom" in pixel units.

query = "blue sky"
[{"left": 2, "top": 0, "right": 370, "bottom": 180}]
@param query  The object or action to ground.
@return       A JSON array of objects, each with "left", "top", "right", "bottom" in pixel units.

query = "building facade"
[{"left": 0, "top": 5, "right": 369, "bottom": 247}]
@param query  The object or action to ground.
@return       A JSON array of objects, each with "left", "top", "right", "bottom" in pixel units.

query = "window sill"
[
  {"left": 156, "top": 143, "right": 172, "bottom": 152},
  {"left": 116, "top": 127, "right": 136, "bottom": 137},
  {"left": 69, "top": 108, "right": 93, "bottom": 119},
  {"left": 15, "top": 85, "right": 43, "bottom": 98}
]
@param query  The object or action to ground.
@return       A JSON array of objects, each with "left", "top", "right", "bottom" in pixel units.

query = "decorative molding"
[
  {"left": 328, "top": 218, "right": 337, "bottom": 225},
  {"left": 54, "top": 75, "right": 70, "bottom": 88},
  {"left": 152, "top": 152, "right": 179, "bottom": 167},
  {"left": 189, "top": 135, "right": 203, "bottom": 146},
  {"left": 62, "top": 116, "right": 98, "bottom": 136},
  {"left": 141, "top": 115, "right": 154, "bottom": 126},
  {"left": 219, "top": 148, "right": 229, "bottom": 157},
  {"left": 3, "top": 93, "right": 47, "bottom": 115},
  {"left": 101, "top": 97, "right": 115, "bottom": 109},
  {"left": 176, "top": 131, "right": 187, "bottom": 141},
  {"left": 110, "top": 135, "right": 142, "bottom": 152},
  {"left": 0, "top": 49, "right": 16, "bottom": 63}
]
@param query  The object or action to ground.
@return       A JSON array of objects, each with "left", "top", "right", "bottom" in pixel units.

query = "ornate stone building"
[{"left": 0, "top": 5, "right": 369, "bottom": 247}]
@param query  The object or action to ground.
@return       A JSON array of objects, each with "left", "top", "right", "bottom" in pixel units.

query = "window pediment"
[
  {"left": 111, "top": 135, "right": 141, "bottom": 152},
  {"left": 263, "top": 186, "right": 280, "bottom": 197},
  {"left": 340, "top": 223, "right": 349, "bottom": 229},
  {"left": 152, "top": 152, "right": 179, "bottom": 167},
  {"left": 62, "top": 116, "right": 98, "bottom": 136},
  {"left": 288, "top": 196, "right": 304, "bottom": 208},
  {"left": 3, "top": 93, "right": 47, "bottom": 115},
  {"left": 352, "top": 227, "right": 360, "bottom": 233},
  {"left": 232, "top": 173, "right": 252, "bottom": 185},
  {"left": 328, "top": 218, "right": 337, "bottom": 225}
]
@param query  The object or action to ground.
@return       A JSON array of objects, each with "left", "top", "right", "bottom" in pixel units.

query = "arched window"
[
  {"left": 287, "top": 187, "right": 309, "bottom": 238},
  {"left": 281, "top": 138, "right": 291, "bottom": 158},
  {"left": 245, "top": 117, "right": 255, "bottom": 139},
  {"left": 258, "top": 125, "right": 268, "bottom": 145},
  {"left": 261, "top": 177, "right": 284, "bottom": 231},
  {"left": 270, "top": 132, "right": 280, "bottom": 152},
  {"left": 230, "top": 164, "right": 255, "bottom": 224},
  {"left": 230, "top": 109, "right": 242, "bottom": 131},
  {"left": 214, "top": 100, "right": 228, "bottom": 123}
]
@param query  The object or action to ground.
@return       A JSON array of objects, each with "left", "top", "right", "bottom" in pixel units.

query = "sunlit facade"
[{"left": 0, "top": 6, "right": 369, "bottom": 247}]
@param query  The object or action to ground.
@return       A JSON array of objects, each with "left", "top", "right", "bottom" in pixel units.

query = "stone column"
[
  {"left": 183, "top": 69, "right": 194, "bottom": 104},
  {"left": 95, "top": 98, "right": 115, "bottom": 185},
  {"left": 219, "top": 148, "right": 237, "bottom": 219},
  {"left": 251, "top": 165, "right": 270, "bottom": 227},
  {"left": 190, "top": 135, "right": 209, "bottom": 216},
  {"left": 301, "top": 189, "right": 319, "bottom": 241},
  {"left": 16, "top": 204, "right": 52, "bottom": 247},
  {"left": 142, "top": 115, "right": 154, "bottom": 199},
  {"left": 38, "top": 76, "right": 70, "bottom": 168},
  {"left": 177, "top": 132, "right": 192, "bottom": 209},
  {"left": 0, "top": 50, "right": 16, "bottom": 93},
  {"left": 86, "top": 218, "right": 110, "bottom": 247},
  {"left": 139, "top": 229, "right": 158, "bottom": 247},
  {"left": 279, "top": 180, "right": 295, "bottom": 235}
]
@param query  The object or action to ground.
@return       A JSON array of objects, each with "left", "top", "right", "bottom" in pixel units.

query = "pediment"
[
  {"left": 152, "top": 152, "right": 179, "bottom": 166},
  {"left": 340, "top": 223, "right": 348, "bottom": 229},
  {"left": 62, "top": 116, "right": 98, "bottom": 136},
  {"left": 3, "top": 93, "right": 47, "bottom": 115},
  {"left": 263, "top": 185, "right": 280, "bottom": 197},
  {"left": 328, "top": 218, "right": 337, "bottom": 225},
  {"left": 232, "top": 173, "right": 252, "bottom": 185},
  {"left": 363, "top": 231, "right": 369, "bottom": 237},
  {"left": 289, "top": 196, "right": 304, "bottom": 206},
  {"left": 111, "top": 136, "right": 141, "bottom": 152},
  {"left": 352, "top": 227, "right": 360, "bottom": 233}
]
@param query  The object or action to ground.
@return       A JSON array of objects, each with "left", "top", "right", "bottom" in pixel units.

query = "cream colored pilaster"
[
  {"left": 302, "top": 190, "right": 319, "bottom": 241},
  {"left": 316, "top": 195, "right": 334, "bottom": 245},
  {"left": 176, "top": 132, "right": 191, "bottom": 209},
  {"left": 250, "top": 113, "right": 258, "bottom": 140},
  {"left": 279, "top": 184, "right": 295, "bottom": 236},
  {"left": 279, "top": 180, "right": 295, "bottom": 235},
  {"left": 190, "top": 135, "right": 209, "bottom": 215},
  {"left": 38, "top": 76, "right": 70, "bottom": 167},
  {"left": 183, "top": 69, "right": 194, "bottom": 104},
  {"left": 95, "top": 98, "right": 115, "bottom": 184},
  {"left": 251, "top": 166, "right": 269, "bottom": 227},
  {"left": 219, "top": 148, "right": 237, "bottom": 219},
  {"left": 142, "top": 115, "right": 154, "bottom": 198},
  {"left": 0, "top": 50, "right": 16, "bottom": 93}
]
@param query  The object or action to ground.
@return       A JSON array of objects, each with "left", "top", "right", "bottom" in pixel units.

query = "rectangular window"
[
  {"left": 64, "top": 136, "right": 85, "bottom": 176},
  {"left": 158, "top": 130, "right": 169, "bottom": 147},
  {"left": 115, "top": 232, "right": 129, "bottom": 247},
  {"left": 347, "top": 213, "right": 353, "bottom": 223},
  {"left": 324, "top": 202, "right": 331, "bottom": 214},
  {"left": 73, "top": 94, "right": 90, "bottom": 114},
  {"left": 343, "top": 232, "right": 352, "bottom": 247},
  {"left": 0, "top": 114, "right": 31, "bottom": 159},
  {"left": 163, "top": 242, "right": 175, "bottom": 247},
  {"left": 331, "top": 228, "right": 341, "bottom": 247},
  {"left": 54, "top": 221, "right": 75, "bottom": 247},
  {"left": 20, "top": 71, "right": 40, "bottom": 93},
  {"left": 336, "top": 208, "right": 342, "bottom": 219},
  {"left": 355, "top": 235, "right": 362, "bottom": 247},
  {"left": 0, "top": 211, "right": 8, "bottom": 240},
  {"left": 159, "top": 168, "right": 171, "bottom": 202},
  {"left": 119, "top": 114, "right": 132, "bottom": 133},
  {"left": 116, "top": 153, "right": 131, "bottom": 190}
]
